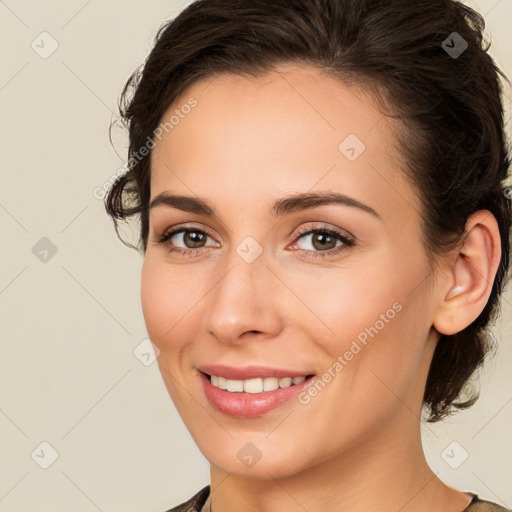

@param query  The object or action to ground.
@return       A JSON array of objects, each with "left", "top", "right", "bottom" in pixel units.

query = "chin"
[
  {"left": 193, "top": 433, "right": 317, "bottom": 480},
  {"left": 212, "top": 453, "right": 307, "bottom": 480}
]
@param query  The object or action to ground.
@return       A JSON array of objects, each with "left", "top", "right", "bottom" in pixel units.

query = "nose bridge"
[{"left": 202, "top": 245, "right": 281, "bottom": 343}]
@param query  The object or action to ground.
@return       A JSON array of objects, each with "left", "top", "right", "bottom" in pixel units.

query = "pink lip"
[
  {"left": 198, "top": 364, "right": 314, "bottom": 380},
  {"left": 198, "top": 371, "right": 316, "bottom": 418}
]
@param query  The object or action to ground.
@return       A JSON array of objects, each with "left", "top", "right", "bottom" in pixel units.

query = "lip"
[
  {"left": 198, "top": 370, "right": 316, "bottom": 418},
  {"left": 198, "top": 364, "right": 314, "bottom": 380}
]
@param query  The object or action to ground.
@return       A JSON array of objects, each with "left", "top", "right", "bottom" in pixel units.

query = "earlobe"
[{"left": 433, "top": 210, "right": 501, "bottom": 336}]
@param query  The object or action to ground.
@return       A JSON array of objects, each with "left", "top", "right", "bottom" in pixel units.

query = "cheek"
[
  {"left": 307, "top": 246, "right": 427, "bottom": 349},
  {"left": 140, "top": 257, "right": 168, "bottom": 341},
  {"left": 318, "top": 286, "right": 430, "bottom": 424},
  {"left": 285, "top": 253, "right": 428, "bottom": 391},
  {"left": 283, "top": 261, "right": 402, "bottom": 348},
  {"left": 140, "top": 255, "right": 198, "bottom": 352}
]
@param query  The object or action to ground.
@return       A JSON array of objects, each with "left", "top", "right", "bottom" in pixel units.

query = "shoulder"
[
  {"left": 161, "top": 485, "right": 210, "bottom": 512},
  {"left": 465, "top": 495, "right": 512, "bottom": 512}
]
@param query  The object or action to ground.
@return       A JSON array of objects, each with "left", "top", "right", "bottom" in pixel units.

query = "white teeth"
[
  {"left": 279, "top": 377, "right": 292, "bottom": 388},
  {"left": 226, "top": 379, "right": 244, "bottom": 392},
  {"left": 263, "top": 377, "right": 279, "bottom": 392},
  {"left": 217, "top": 376, "right": 227, "bottom": 390},
  {"left": 244, "top": 378, "right": 263, "bottom": 394},
  {"left": 209, "top": 374, "right": 309, "bottom": 393}
]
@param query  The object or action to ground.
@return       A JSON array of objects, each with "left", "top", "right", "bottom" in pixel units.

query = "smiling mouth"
[{"left": 203, "top": 372, "right": 315, "bottom": 394}]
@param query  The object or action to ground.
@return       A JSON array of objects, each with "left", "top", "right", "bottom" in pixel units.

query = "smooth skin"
[{"left": 141, "top": 64, "right": 501, "bottom": 512}]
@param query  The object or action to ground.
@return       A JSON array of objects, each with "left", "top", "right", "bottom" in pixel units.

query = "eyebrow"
[{"left": 148, "top": 191, "right": 381, "bottom": 220}]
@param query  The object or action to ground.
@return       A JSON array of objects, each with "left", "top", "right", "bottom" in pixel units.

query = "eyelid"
[
  {"left": 291, "top": 222, "right": 355, "bottom": 241},
  {"left": 155, "top": 222, "right": 218, "bottom": 241}
]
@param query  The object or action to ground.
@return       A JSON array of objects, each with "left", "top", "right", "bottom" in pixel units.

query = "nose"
[{"left": 202, "top": 250, "right": 283, "bottom": 345}]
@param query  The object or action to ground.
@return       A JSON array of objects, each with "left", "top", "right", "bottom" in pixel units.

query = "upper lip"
[{"left": 198, "top": 364, "right": 315, "bottom": 380}]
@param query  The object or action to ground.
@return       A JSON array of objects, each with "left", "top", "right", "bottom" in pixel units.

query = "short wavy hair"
[{"left": 105, "top": 0, "right": 511, "bottom": 421}]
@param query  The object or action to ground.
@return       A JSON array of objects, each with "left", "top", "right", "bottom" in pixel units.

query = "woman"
[{"left": 105, "top": 0, "right": 511, "bottom": 510}]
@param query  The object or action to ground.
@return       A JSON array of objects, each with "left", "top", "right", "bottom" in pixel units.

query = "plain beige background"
[{"left": 0, "top": 1, "right": 511, "bottom": 511}]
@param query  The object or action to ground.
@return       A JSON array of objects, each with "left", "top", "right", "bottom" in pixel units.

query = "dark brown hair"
[{"left": 105, "top": 0, "right": 511, "bottom": 421}]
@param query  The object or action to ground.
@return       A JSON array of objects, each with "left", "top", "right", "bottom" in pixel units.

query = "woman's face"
[{"left": 142, "top": 64, "right": 440, "bottom": 478}]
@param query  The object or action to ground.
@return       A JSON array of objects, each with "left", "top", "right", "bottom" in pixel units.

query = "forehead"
[
  {"left": 153, "top": 64, "right": 387, "bottom": 159},
  {"left": 149, "top": 64, "right": 419, "bottom": 221}
]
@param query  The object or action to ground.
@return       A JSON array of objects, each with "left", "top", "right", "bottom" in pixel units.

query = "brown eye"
[
  {"left": 290, "top": 226, "right": 355, "bottom": 259},
  {"left": 156, "top": 228, "right": 218, "bottom": 253},
  {"left": 181, "top": 230, "right": 207, "bottom": 248},
  {"left": 310, "top": 232, "right": 338, "bottom": 251},
  {"left": 295, "top": 229, "right": 346, "bottom": 252}
]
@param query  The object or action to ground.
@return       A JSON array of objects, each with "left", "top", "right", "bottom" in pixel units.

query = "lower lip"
[{"left": 199, "top": 372, "right": 315, "bottom": 418}]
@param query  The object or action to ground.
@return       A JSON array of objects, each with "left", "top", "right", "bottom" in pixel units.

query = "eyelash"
[
  {"left": 293, "top": 225, "right": 355, "bottom": 257},
  {"left": 153, "top": 224, "right": 355, "bottom": 259}
]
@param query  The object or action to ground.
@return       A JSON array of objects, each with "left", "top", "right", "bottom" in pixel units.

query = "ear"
[{"left": 433, "top": 210, "right": 502, "bottom": 336}]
